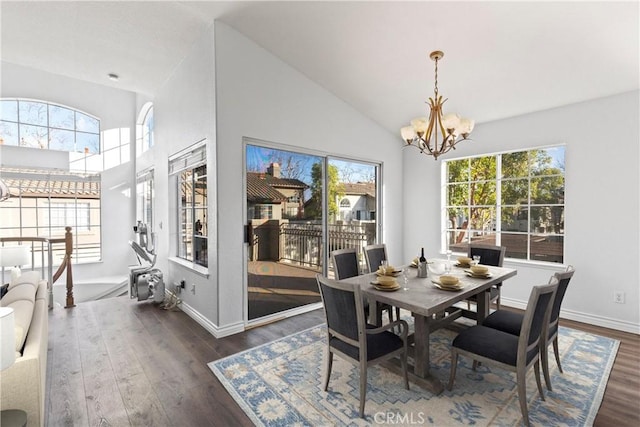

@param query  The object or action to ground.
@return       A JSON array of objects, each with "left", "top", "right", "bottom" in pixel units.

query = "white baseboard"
[{"left": 501, "top": 297, "right": 640, "bottom": 335}]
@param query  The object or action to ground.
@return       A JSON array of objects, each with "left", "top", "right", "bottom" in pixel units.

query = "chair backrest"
[
  {"left": 548, "top": 265, "right": 575, "bottom": 335},
  {"left": 316, "top": 274, "right": 365, "bottom": 345},
  {"left": 468, "top": 244, "right": 506, "bottom": 267},
  {"left": 330, "top": 248, "right": 360, "bottom": 280},
  {"left": 518, "top": 279, "right": 558, "bottom": 365},
  {"left": 363, "top": 244, "right": 387, "bottom": 274}
]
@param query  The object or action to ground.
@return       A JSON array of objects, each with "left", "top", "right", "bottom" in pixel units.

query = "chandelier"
[{"left": 400, "top": 50, "right": 474, "bottom": 160}]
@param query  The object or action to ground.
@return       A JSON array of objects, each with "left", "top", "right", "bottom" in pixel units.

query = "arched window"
[
  {"left": 136, "top": 102, "right": 154, "bottom": 156},
  {"left": 340, "top": 198, "right": 351, "bottom": 208},
  {"left": 0, "top": 98, "right": 100, "bottom": 153}
]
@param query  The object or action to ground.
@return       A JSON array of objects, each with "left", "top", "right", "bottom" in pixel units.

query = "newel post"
[{"left": 64, "top": 226, "right": 75, "bottom": 308}]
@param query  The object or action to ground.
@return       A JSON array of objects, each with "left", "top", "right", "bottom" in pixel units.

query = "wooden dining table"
[{"left": 340, "top": 261, "right": 517, "bottom": 394}]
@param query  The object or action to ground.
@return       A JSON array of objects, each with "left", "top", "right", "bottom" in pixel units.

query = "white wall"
[
  {"left": 404, "top": 91, "right": 640, "bottom": 333},
  {"left": 0, "top": 61, "right": 138, "bottom": 283},
  {"left": 151, "top": 26, "right": 218, "bottom": 324},
  {"left": 214, "top": 22, "right": 402, "bottom": 331}
]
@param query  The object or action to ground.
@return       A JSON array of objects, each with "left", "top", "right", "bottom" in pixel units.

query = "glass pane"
[
  {"left": 531, "top": 234, "right": 563, "bottom": 263},
  {"left": 447, "top": 158, "right": 469, "bottom": 182},
  {"left": 501, "top": 178, "right": 529, "bottom": 205},
  {"left": 76, "top": 112, "right": 99, "bottom": 133},
  {"left": 469, "top": 207, "right": 495, "bottom": 231},
  {"left": 247, "top": 143, "right": 329, "bottom": 320},
  {"left": 77, "top": 132, "right": 100, "bottom": 154},
  {"left": 49, "top": 105, "right": 75, "bottom": 130},
  {"left": 470, "top": 155, "right": 496, "bottom": 181},
  {"left": 502, "top": 150, "right": 529, "bottom": 178},
  {"left": 0, "top": 100, "right": 18, "bottom": 122},
  {"left": 502, "top": 206, "right": 529, "bottom": 232},
  {"left": 0, "top": 207, "right": 21, "bottom": 228},
  {"left": 531, "top": 206, "right": 564, "bottom": 234},
  {"left": 19, "top": 124, "right": 48, "bottom": 148},
  {"left": 531, "top": 147, "right": 565, "bottom": 176},
  {"left": 49, "top": 128, "right": 75, "bottom": 151},
  {"left": 447, "top": 183, "right": 468, "bottom": 206},
  {"left": 502, "top": 233, "right": 528, "bottom": 260},
  {"left": 469, "top": 232, "right": 497, "bottom": 247},
  {"left": 0, "top": 121, "right": 19, "bottom": 145},
  {"left": 19, "top": 101, "right": 48, "bottom": 126},
  {"left": 531, "top": 176, "right": 564, "bottom": 204},
  {"left": 470, "top": 181, "right": 496, "bottom": 205}
]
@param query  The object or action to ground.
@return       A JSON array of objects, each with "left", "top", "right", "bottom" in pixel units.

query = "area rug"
[{"left": 208, "top": 324, "right": 618, "bottom": 426}]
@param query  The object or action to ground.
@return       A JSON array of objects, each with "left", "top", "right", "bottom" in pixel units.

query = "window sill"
[
  {"left": 442, "top": 251, "right": 567, "bottom": 271},
  {"left": 168, "top": 257, "right": 209, "bottom": 278}
]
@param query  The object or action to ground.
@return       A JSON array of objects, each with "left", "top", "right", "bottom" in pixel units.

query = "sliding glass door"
[{"left": 245, "top": 141, "right": 379, "bottom": 321}]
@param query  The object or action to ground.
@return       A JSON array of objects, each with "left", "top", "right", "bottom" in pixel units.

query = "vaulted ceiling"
[{"left": 1, "top": 1, "right": 638, "bottom": 135}]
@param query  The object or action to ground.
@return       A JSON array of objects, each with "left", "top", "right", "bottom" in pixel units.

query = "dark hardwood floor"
[{"left": 45, "top": 296, "right": 639, "bottom": 426}]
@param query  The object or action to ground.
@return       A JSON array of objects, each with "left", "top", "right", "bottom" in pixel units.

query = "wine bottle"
[{"left": 419, "top": 247, "right": 426, "bottom": 263}]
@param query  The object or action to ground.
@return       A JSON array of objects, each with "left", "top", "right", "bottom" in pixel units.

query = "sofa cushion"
[
  {"left": 0, "top": 283, "right": 36, "bottom": 353},
  {"left": 9, "top": 271, "right": 40, "bottom": 290}
]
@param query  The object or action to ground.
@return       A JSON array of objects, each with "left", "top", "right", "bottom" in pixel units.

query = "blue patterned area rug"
[{"left": 208, "top": 324, "right": 618, "bottom": 426}]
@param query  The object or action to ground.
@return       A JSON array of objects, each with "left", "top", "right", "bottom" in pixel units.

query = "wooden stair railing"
[
  {"left": 1, "top": 226, "right": 75, "bottom": 309},
  {"left": 49, "top": 226, "right": 75, "bottom": 308}
]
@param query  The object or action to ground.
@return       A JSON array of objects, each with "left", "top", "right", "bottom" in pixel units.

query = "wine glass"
[
  {"left": 472, "top": 255, "right": 481, "bottom": 267},
  {"left": 379, "top": 260, "right": 388, "bottom": 274},
  {"left": 402, "top": 268, "right": 409, "bottom": 291},
  {"left": 445, "top": 250, "right": 453, "bottom": 274}
]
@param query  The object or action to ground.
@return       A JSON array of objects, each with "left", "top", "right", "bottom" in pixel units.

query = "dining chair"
[
  {"left": 462, "top": 244, "right": 506, "bottom": 320},
  {"left": 448, "top": 279, "right": 558, "bottom": 427},
  {"left": 331, "top": 248, "right": 396, "bottom": 326},
  {"left": 316, "top": 274, "right": 409, "bottom": 418},
  {"left": 363, "top": 244, "right": 401, "bottom": 324},
  {"left": 482, "top": 265, "right": 575, "bottom": 391}
]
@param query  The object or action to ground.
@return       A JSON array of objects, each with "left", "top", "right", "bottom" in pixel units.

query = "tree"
[{"left": 305, "top": 162, "right": 343, "bottom": 220}]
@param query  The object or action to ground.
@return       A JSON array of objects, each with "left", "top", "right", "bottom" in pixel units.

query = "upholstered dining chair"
[
  {"left": 363, "top": 244, "right": 401, "bottom": 323},
  {"left": 482, "top": 265, "right": 575, "bottom": 391},
  {"left": 448, "top": 280, "right": 558, "bottom": 427},
  {"left": 462, "top": 244, "right": 506, "bottom": 320},
  {"left": 316, "top": 274, "right": 409, "bottom": 418},
  {"left": 331, "top": 248, "right": 396, "bottom": 326}
]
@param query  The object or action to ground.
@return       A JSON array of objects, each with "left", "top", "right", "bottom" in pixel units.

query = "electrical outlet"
[
  {"left": 613, "top": 291, "right": 625, "bottom": 304},
  {"left": 191, "top": 284, "right": 196, "bottom": 295}
]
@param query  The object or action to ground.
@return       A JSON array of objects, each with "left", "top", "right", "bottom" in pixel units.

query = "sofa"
[{"left": 0, "top": 271, "right": 48, "bottom": 427}]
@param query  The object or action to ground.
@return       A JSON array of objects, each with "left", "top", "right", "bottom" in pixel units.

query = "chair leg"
[
  {"left": 323, "top": 351, "right": 333, "bottom": 391},
  {"left": 448, "top": 351, "right": 458, "bottom": 390},
  {"left": 359, "top": 362, "right": 367, "bottom": 418},
  {"left": 541, "top": 344, "right": 552, "bottom": 391},
  {"left": 402, "top": 348, "right": 409, "bottom": 390},
  {"left": 534, "top": 359, "right": 545, "bottom": 401},
  {"left": 516, "top": 365, "right": 530, "bottom": 427},
  {"left": 553, "top": 337, "right": 563, "bottom": 373}
]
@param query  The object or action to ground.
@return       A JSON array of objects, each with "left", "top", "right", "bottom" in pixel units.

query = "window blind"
[{"left": 168, "top": 141, "right": 207, "bottom": 175}]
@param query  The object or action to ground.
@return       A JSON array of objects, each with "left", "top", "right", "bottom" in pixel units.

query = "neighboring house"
[
  {"left": 247, "top": 163, "right": 307, "bottom": 220},
  {"left": 337, "top": 182, "right": 376, "bottom": 222}
]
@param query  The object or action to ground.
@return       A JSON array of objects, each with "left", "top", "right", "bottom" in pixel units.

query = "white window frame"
[{"left": 442, "top": 145, "right": 565, "bottom": 264}]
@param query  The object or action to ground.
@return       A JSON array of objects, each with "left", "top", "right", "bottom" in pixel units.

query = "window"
[
  {"left": 0, "top": 169, "right": 102, "bottom": 264},
  {"left": 169, "top": 141, "right": 207, "bottom": 268},
  {"left": 340, "top": 198, "right": 351, "bottom": 208},
  {"left": 136, "top": 169, "right": 154, "bottom": 230},
  {"left": 69, "top": 127, "right": 131, "bottom": 173},
  {"left": 254, "top": 205, "right": 273, "bottom": 219},
  {"left": 136, "top": 102, "right": 154, "bottom": 156},
  {"left": 0, "top": 98, "right": 100, "bottom": 153},
  {"left": 444, "top": 146, "right": 565, "bottom": 263}
]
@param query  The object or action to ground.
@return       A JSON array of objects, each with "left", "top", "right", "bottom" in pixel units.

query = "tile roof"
[
  {"left": 341, "top": 182, "right": 376, "bottom": 198},
  {"left": 4, "top": 178, "right": 100, "bottom": 198},
  {"left": 246, "top": 173, "right": 287, "bottom": 203}
]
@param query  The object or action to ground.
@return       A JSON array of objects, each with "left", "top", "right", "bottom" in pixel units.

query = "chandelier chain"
[{"left": 434, "top": 56, "right": 439, "bottom": 96}]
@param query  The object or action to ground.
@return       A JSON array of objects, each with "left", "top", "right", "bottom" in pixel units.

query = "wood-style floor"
[{"left": 45, "top": 296, "right": 639, "bottom": 426}]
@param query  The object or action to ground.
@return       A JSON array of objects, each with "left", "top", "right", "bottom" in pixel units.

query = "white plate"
[
  {"left": 432, "top": 282, "right": 466, "bottom": 291},
  {"left": 371, "top": 283, "right": 401, "bottom": 292},
  {"left": 464, "top": 269, "right": 493, "bottom": 278}
]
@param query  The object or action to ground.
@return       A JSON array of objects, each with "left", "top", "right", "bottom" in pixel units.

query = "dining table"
[{"left": 340, "top": 260, "right": 517, "bottom": 394}]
